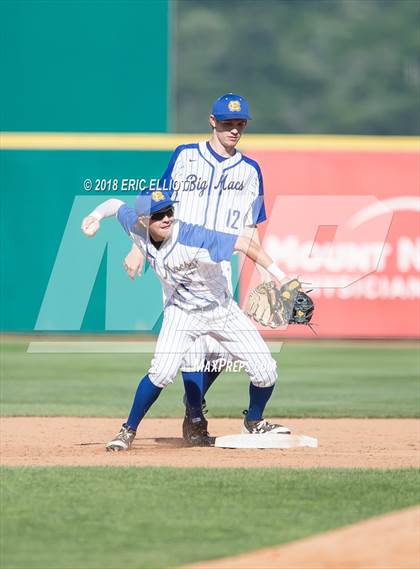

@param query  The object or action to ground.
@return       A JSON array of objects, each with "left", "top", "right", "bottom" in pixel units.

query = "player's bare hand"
[
  {"left": 124, "top": 247, "right": 144, "bottom": 280},
  {"left": 81, "top": 216, "right": 100, "bottom": 237}
]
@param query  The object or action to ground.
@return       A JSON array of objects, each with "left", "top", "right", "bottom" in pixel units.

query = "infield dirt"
[
  {"left": 1, "top": 417, "right": 419, "bottom": 468},
  {"left": 184, "top": 506, "right": 420, "bottom": 569}
]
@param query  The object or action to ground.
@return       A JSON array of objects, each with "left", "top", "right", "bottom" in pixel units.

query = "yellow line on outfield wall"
[{"left": 1, "top": 132, "right": 419, "bottom": 151}]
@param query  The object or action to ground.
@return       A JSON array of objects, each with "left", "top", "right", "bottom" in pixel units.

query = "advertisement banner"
[{"left": 240, "top": 147, "right": 420, "bottom": 337}]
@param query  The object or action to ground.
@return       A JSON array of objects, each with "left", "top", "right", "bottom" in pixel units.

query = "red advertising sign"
[{"left": 240, "top": 145, "right": 420, "bottom": 337}]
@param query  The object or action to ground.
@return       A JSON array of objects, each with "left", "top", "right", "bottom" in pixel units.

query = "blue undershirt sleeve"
[
  {"left": 159, "top": 145, "right": 185, "bottom": 194},
  {"left": 254, "top": 166, "right": 267, "bottom": 224},
  {"left": 178, "top": 222, "right": 237, "bottom": 263},
  {"left": 117, "top": 204, "right": 139, "bottom": 235}
]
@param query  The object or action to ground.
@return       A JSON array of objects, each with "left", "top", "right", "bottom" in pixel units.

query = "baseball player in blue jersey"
[
  {"left": 122, "top": 94, "right": 285, "bottom": 444},
  {"left": 82, "top": 189, "right": 290, "bottom": 450}
]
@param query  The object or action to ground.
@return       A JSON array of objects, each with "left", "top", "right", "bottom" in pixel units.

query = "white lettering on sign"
[
  {"left": 262, "top": 196, "right": 393, "bottom": 288},
  {"left": 309, "top": 275, "right": 420, "bottom": 300},
  {"left": 397, "top": 238, "right": 420, "bottom": 272},
  {"left": 265, "top": 236, "right": 393, "bottom": 274}
]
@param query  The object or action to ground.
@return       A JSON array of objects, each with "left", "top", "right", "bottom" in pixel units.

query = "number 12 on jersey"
[{"left": 226, "top": 209, "right": 240, "bottom": 230}]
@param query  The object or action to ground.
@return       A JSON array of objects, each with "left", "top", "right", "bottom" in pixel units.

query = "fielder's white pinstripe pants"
[{"left": 148, "top": 300, "right": 277, "bottom": 388}]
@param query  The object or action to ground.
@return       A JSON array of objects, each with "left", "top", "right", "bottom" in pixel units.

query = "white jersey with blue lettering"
[
  {"left": 157, "top": 141, "right": 266, "bottom": 370},
  {"left": 117, "top": 203, "right": 237, "bottom": 311},
  {"left": 89, "top": 198, "right": 277, "bottom": 390},
  {"left": 159, "top": 141, "right": 266, "bottom": 234}
]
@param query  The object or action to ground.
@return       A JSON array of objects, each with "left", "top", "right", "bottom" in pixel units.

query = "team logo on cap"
[
  {"left": 151, "top": 190, "right": 165, "bottom": 202},
  {"left": 228, "top": 100, "right": 241, "bottom": 112}
]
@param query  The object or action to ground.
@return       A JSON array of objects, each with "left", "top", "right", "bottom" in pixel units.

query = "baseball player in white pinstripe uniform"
[
  {"left": 122, "top": 94, "right": 287, "bottom": 445},
  {"left": 82, "top": 187, "right": 290, "bottom": 451}
]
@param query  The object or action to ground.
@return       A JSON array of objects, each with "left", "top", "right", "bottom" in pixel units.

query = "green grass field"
[
  {"left": 1, "top": 336, "right": 419, "bottom": 569},
  {"left": 1, "top": 337, "right": 419, "bottom": 417},
  {"left": 1, "top": 467, "right": 419, "bottom": 569}
]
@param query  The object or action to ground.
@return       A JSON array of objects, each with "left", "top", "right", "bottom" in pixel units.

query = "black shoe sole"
[{"left": 184, "top": 435, "right": 216, "bottom": 447}]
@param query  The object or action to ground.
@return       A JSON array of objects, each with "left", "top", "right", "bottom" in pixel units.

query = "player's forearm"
[
  {"left": 89, "top": 199, "right": 125, "bottom": 220},
  {"left": 241, "top": 226, "right": 274, "bottom": 282},
  {"left": 235, "top": 235, "right": 271, "bottom": 268},
  {"left": 235, "top": 235, "right": 286, "bottom": 282},
  {"left": 124, "top": 242, "right": 145, "bottom": 279},
  {"left": 129, "top": 242, "right": 142, "bottom": 255}
]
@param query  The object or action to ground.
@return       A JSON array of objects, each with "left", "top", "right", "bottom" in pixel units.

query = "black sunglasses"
[{"left": 150, "top": 206, "right": 175, "bottom": 221}]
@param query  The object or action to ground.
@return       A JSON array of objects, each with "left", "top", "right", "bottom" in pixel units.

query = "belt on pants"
[{"left": 189, "top": 301, "right": 220, "bottom": 313}]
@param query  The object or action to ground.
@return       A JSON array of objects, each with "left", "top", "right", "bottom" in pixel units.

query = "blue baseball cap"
[
  {"left": 135, "top": 189, "right": 177, "bottom": 217},
  {"left": 211, "top": 93, "right": 252, "bottom": 121}
]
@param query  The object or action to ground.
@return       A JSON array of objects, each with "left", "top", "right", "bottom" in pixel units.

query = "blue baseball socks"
[
  {"left": 182, "top": 372, "right": 273, "bottom": 422},
  {"left": 182, "top": 371, "right": 205, "bottom": 420},
  {"left": 246, "top": 383, "right": 274, "bottom": 421},
  {"left": 182, "top": 368, "right": 220, "bottom": 420},
  {"left": 125, "top": 375, "right": 162, "bottom": 431},
  {"left": 203, "top": 369, "right": 220, "bottom": 395}
]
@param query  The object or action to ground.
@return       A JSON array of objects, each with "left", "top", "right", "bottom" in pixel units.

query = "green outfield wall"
[
  {"left": 1, "top": 0, "right": 171, "bottom": 331},
  {"left": 1, "top": 0, "right": 169, "bottom": 132}
]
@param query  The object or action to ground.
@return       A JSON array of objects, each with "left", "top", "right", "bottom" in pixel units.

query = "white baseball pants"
[{"left": 148, "top": 300, "right": 277, "bottom": 388}]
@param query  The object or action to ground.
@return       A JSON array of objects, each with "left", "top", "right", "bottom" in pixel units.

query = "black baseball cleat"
[
  {"left": 182, "top": 396, "right": 208, "bottom": 440},
  {"left": 183, "top": 415, "right": 215, "bottom": 447}
]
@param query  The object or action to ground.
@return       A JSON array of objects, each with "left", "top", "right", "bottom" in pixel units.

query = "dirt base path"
[
  {"left": 185, "top": 506, "right": 420, "bottom": 569},
  {"left": 1, "top": 417, "right": 419, "bottom": 468}
]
